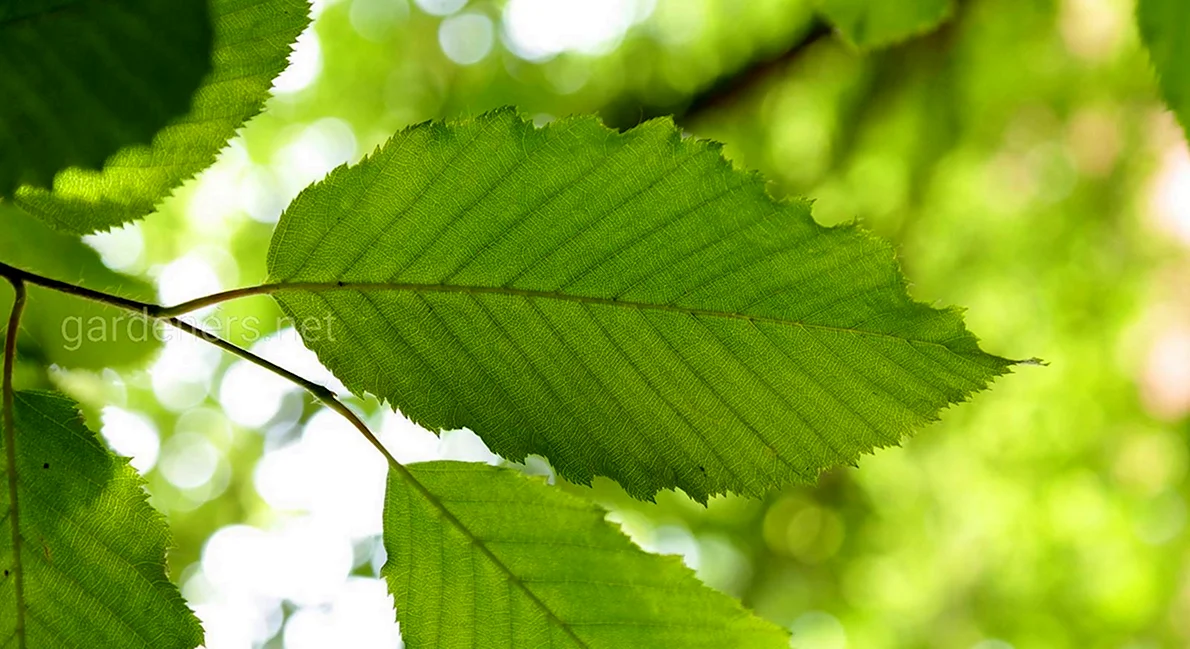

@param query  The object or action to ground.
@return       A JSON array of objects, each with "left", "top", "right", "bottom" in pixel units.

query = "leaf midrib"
[
  {"left": 391, "top": 463, "right": 594, "bottom": 649},
  {"left": 265, "top": 280, "right": 965, "bottom": 352}
]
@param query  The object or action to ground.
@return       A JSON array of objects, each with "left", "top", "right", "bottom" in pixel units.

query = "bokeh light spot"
[
  {"left": 414, "top": 0, "right": 465, "bottom": 17},
  {"left": 503, "top": 0, "right": 647, "bottom": 61},
  {"left": 84, "top": 223, "right": 145, "bottom": 272},
  {"left": 99, "top": 406, "right": 160, "bottom": 473},
  {"left": 789, "top": 611, "right": 847, "bottom": 649},
  {"left": 438, "top": 12, "right": 494, "bottom": 65},
  {"left": 273, "top": 28, "right": 323, "bottom": 94},
  {"left": 274, "top": 118, "right": 359, "bottom": 198},
  {"left": 282, "top": 578, "right": 401, "bottom": 649},
  {"left": 219, "top": 360, "right": 293, "bottom": 429},
  {"left": 157, "top": 255, "right": 223, "bottom": 307},
  {"left": 151, "top": 335, "right": 221, "bottom": 412},
  {"left": 160, "top": 433, "right": 221, "bottom": 490},
  {"left": 350, "top": 0, "right": 409, "bottom": 42}
]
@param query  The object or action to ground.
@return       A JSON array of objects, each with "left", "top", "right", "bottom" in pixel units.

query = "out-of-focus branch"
[
  {"left": 599, "top": 21, "right": 833, "bottom": 130},
  {"left": 678, "top": 22, "right": 833, "bottom": 125}
]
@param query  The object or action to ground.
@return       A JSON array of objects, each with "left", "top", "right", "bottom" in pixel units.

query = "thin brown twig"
[
  {"left": 3, "top": 277, "right": 28, "bottom": 649},
  {"left": 0, "top": 262, "right": 595, "bottom": 646}
]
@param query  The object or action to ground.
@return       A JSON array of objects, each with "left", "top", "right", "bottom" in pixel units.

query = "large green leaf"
[
  {"left": 9, "top": 0, "right": 309, "bottom": 235},
  {"left": 0, "top": 0, "right": 213, "bottom": 194},
  {"left": 0, "top": 390, "right": 201, "bottom": 648},
  {"left": 383, "top": 461, "right": 789, "bottom": 648},
  {"left": 0, "top": 205, "right": 159, "bottom": 370},
  {"left": 267, "top": 110, "right": 1017, "bottom": 502},
  {"left": 817, "top": 0, "right": 953, "bottom": 49},
  {"left": 1137, "top": 0, "right": 1190, "bottom": 142}
]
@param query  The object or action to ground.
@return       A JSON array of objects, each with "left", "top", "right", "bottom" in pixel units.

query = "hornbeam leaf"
[
  {"left": 0, "top": 391, "right": 201, "bottom": 648},
  {"left": 0, "top": 0, "right": 212, "bottom": 194},
  {"left": 267, "top": 109, "right": 1018, "bottom": 502},
  {"left": 382, "top": 461, "right": 789, "bottom": 648},
  {"left": 817, "top": 0, "right": 953, "bottom": 49},
  {"left": 10, "top": 0, "right": 309, "bottom": 235},
  {"left": 1137, "top": 0, "right": 1190, "bottom": 143}
]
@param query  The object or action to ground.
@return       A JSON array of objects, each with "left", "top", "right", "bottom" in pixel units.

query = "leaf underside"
[
  {"left": 0, "top": 205, "right": 160, "bottom": 370},
  {"left": 0, "top": 0, "right": 212, "bottom": 195},
  {"left": 9, "top": 0, "right": 310, "bottom": 235},
  {"left": 818, "top": 0, "right": 953, "bottom": 49},
  {"left": 268, "top": 109, "right": 1015, "bottom": 503},
  {"left": 1137, "top": 0, "right": 1190, "bottom": 143},
  {"left": 0, "top": 391, "right": 201, "bottom": 648},
  {"left": 383, "top": 461, "right": 789, "bottom": 648}
]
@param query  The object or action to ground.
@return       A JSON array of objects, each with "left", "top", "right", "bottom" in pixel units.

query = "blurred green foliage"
[
  {"left": 0, "top": 205, "right": 160, "bottom": 375},
  {"left": 817, "top": 0, "right": 953, "bottom": 50},
  {"left": 15, "top": 0, "right": 1190, "bottom": 647}
]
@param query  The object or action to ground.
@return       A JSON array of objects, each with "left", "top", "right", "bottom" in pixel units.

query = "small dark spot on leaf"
[
  {"left": 698, "top": 465, "right": 706, "bottom": 473},
  {"left": 336, "top": 280, "right": 345, "bottom": 287},
  {"left": 3, "top": 570, "right": 8, "bottom": 577},
  {"left": 43, "top": 463, "right": 49, "bottom": 469}
]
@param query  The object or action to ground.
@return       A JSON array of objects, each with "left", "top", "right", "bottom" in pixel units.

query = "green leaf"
[
  {"left": 383, "top": 461, "right": 789, "bottom": 648},
  {"left": 817, "top": 0, "right": 953, "bottom": 49},
  {"left": 0, "top": 390, "right": 202, "bottom": 648},
  {"left": 1137, "top": 0, "right": 1190, "bottom": 142},
  {"left": 267, "top": 109, "right": 1017, "bottom": 502},
  {"left": 9, "top": 0, "right": 310, "bottom": 235},
  {"left": 0, "top": 205, "right": 159, "bottom": 370},
  {"left": 0, "top": 0, "right": 213, "bottom": 194}
]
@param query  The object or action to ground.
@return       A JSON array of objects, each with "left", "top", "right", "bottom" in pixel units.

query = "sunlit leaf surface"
[
  {"left": 10, "top": 0, "right": 309, "bottom": 234},
  {"left": 383, "top": 461, "right": 789, "bottom": 648},
  {"left": 0, "top": 0, "right": 212, "bottom": 195},
  {"left": 0, "top": 391, "right": 201, "bottom": 648},
  {"left": 268, "top": 110, "right": 1015, "bottom": 502}
]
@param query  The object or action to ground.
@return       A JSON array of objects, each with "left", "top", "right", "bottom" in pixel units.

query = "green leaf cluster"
[{"left": 0, "top": 1, "right": 1105, "bottom": 647}]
